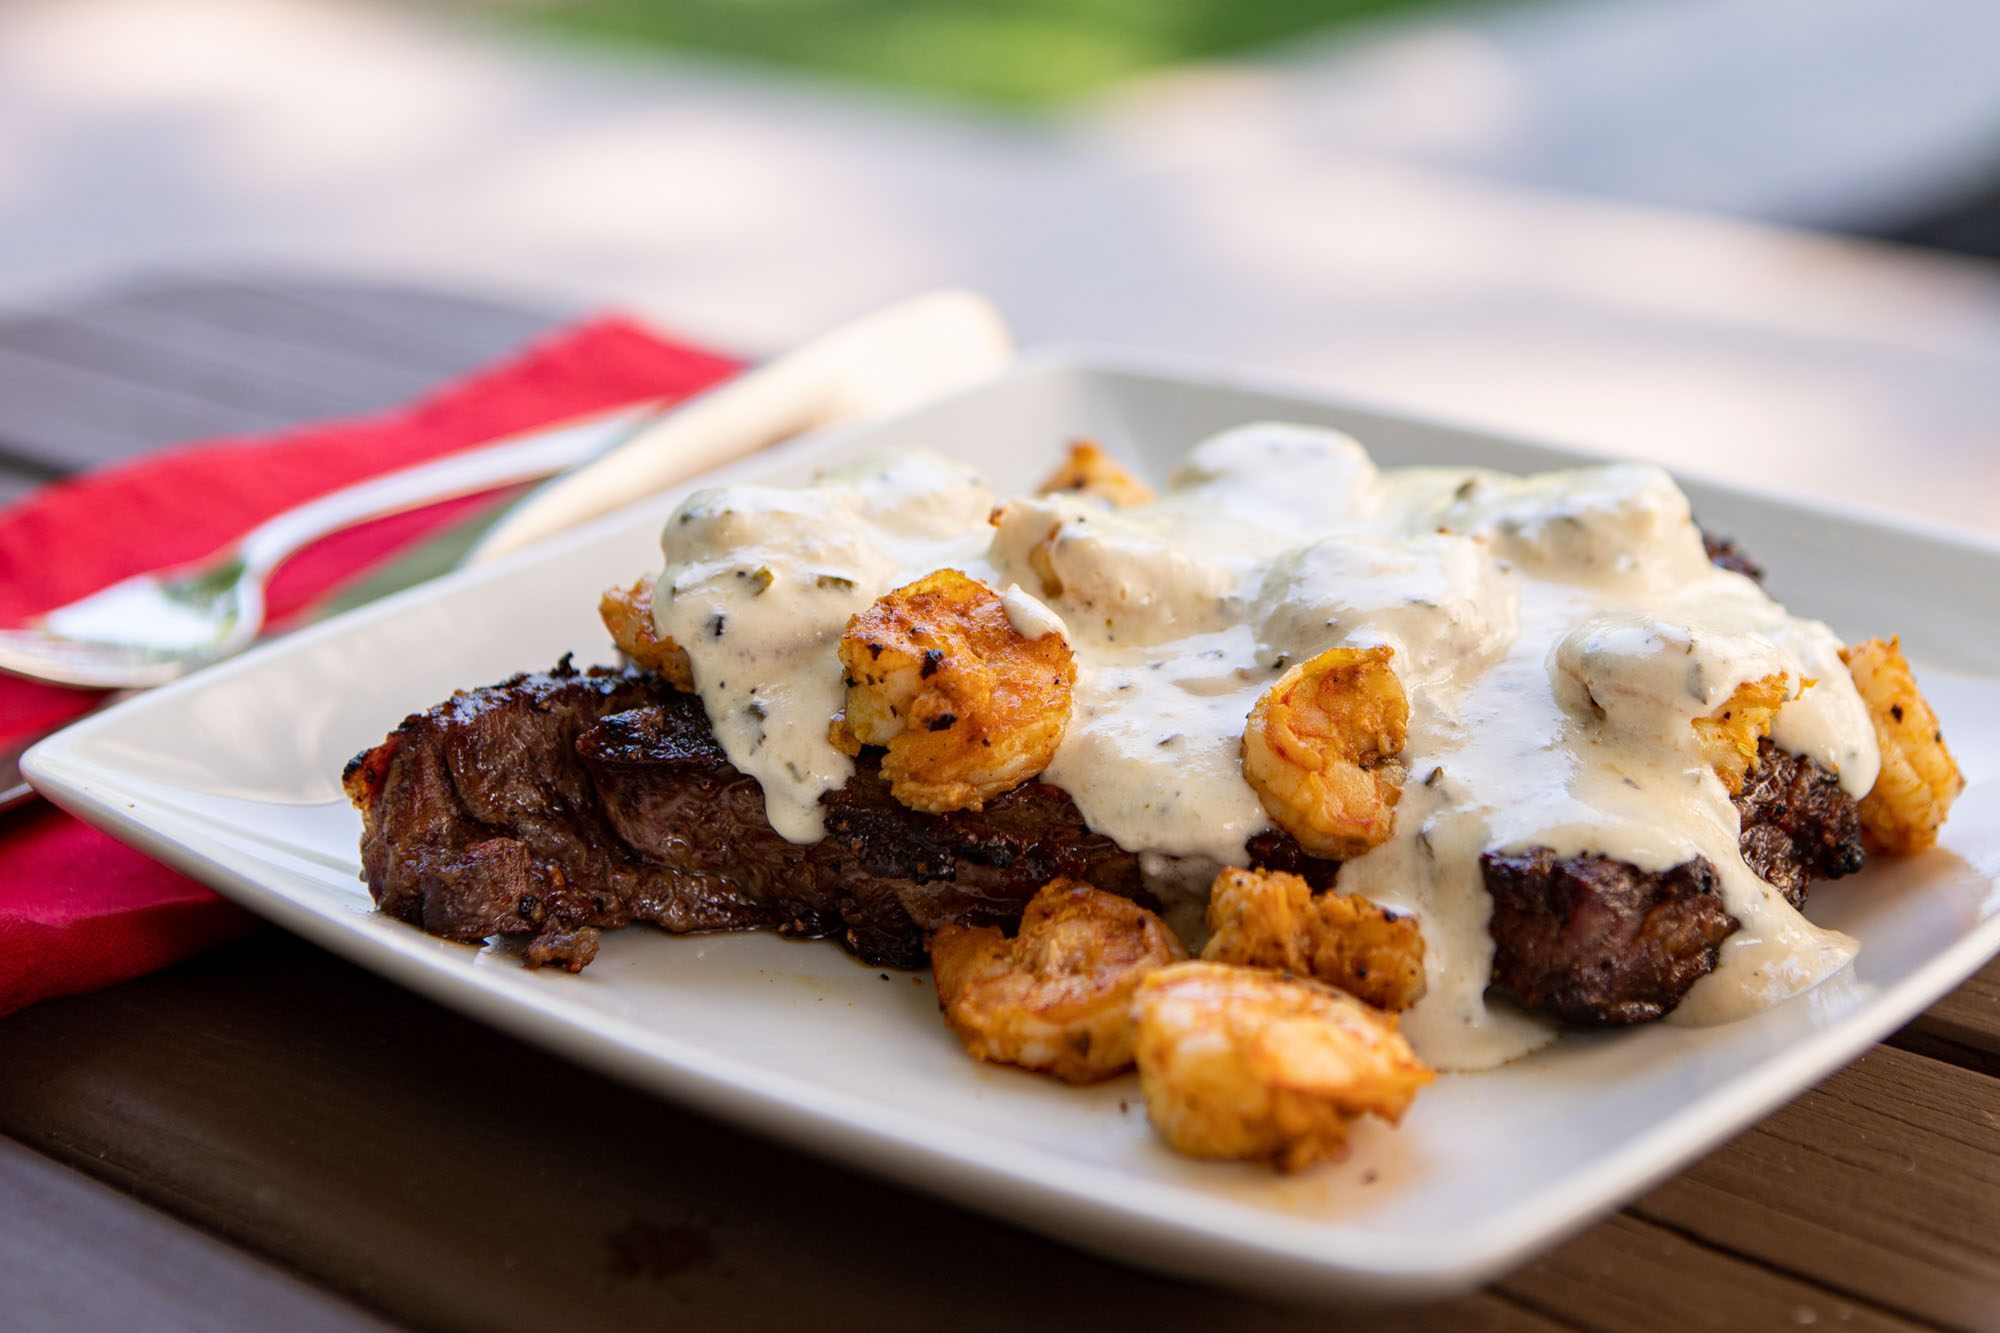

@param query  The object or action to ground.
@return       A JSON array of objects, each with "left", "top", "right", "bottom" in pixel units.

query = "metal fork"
[{"left": 0, "top": 410, "right": 646, "bottom": 690}]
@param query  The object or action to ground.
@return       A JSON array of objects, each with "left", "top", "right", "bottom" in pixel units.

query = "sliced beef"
[
  {"left": 347, "top": 662, "right": 1340, "bottom": 969},
  {"left": 1482, "top": 850, "right": 1737, "bottom": 1025},
  {"left": 578, "top": 694, "right": 830, "bottom": 938},
  {"left": 1483, "top": 740, "right": 1866, "bottom": 1024},
  {"left": 814, "top": 762, "right": 1150, "bottom": 967},
  {"left": 342, "top": 658, "right": 667, "bottom": 948},
  {"left": 1734, "top": 737, "right": 1866, "bottom": 909},
  {"left": 579, "top": 687, "right": 1158, "bottom": 968}
]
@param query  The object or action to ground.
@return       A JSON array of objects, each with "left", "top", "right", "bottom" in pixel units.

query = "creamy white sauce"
[{"left": 655, "top": 425, "right": 1881, "bottom": 1070}]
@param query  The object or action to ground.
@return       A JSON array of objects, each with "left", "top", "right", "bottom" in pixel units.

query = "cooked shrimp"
[
  {"left": 1035, "top": 440, "right": 1156, "bottom": 509},
  {"left": 1842, "top": 636, "right": 1963, "bottom": 854},
  {"left": 599, "top": 577, "right": 693, "bottom": 690},
  {"left": 930, "top": 878, "right": 1187, "bottom": 1084},
  {"left": 1241, "top": 646, "right": 1409, "bottom": 859},
  {"left": 1131, "top": 961, "right": 1434, "bottom": 1172},
  {"left": 839, "top": 569, "right": 1076, "bottom": 812},
  {"left": 1201, "top": 867, "right": 1426, "bottom": 1012},
  {"left": 1691, "top": 670, "right": 1793, "bottom": 794}
]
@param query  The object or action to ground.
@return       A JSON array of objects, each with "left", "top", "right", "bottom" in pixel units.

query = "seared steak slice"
[
  {"left": 581, "top": 687, "right": 1153, "bottom": 967},
  {"left": 578, "top": 696, "right": 831, "bottom": 938},
  {"left": 342, "top": 658, "right": 668, "bottom": 948},
  {"left": 815, "top": 762, "right": 1149, "bottom": 967},
  {"left": 1734, "top": 737, "right": 1865, "bottom": 908},
  {"left": 1484, "top": 741, "right": 1867, "bottom": 1023},
  {"left": 1482, "top": 850, "right": 1737, "bottom": 1025}
]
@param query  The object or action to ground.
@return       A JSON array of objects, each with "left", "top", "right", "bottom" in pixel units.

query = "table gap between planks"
[{"left": 0, "top": 273, "right": 1993, "bottom": 1333}]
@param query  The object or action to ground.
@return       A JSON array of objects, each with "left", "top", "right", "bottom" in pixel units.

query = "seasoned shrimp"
[
  {"left": 1241, "top": 646, "right": 1409, "bottom": 859},
  {"left": 1202, "top": 867, "right": 1426, "bottom": 1012},
  {"left": 599, "top": 577, "right": 694, "bottom": 690},
  {"left": 1842, "top": 636, "right": 1963, "bottom": 854},
  {"left": 1034, "top": 439, "right": 1156, "bottom": 509},
  {"left": 1132, "top": 961, "right": 1434, "bottom": 1172},
  {"left": 1691, "top": 670, "right": 1793, "bottom": 794},
  {"left": 839, "top": 569, "right": 1076, "bottom": 812},
  {"left": 930, "top": 878, "right": 1186, "bottom": 1083}
]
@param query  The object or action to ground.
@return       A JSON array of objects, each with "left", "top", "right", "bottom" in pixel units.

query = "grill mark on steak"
[
  {"left": 578, "top": 697, "right": 830, "bottom": 937},
  {"left": 346, "top": 663, "right": 1335, "bottom": 970},
  {"left": 1482, "top": 740, "right": 1865, "bottom": 1024}
]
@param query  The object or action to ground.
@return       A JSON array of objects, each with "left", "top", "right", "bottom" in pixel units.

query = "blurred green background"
[{"left": 505, "top": 0, "right": 1455, "bottom": 106}]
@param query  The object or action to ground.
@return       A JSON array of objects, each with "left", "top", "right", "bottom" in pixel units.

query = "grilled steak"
[
  {"left": 349, "top": 647, "right": 1863, "bottom": 1018},
  {"left": 1482, "top": 850, "right": 1738, "bottom": 1026},
  {"left": 814, "top": 761, "right": 1147, "bottom": 967},
  {"left": 345, "top": 659, "right": 1327, "bottom": 968},
  {"left": 1482, "top": 741, "right": 1865, "bottom": 1024}
]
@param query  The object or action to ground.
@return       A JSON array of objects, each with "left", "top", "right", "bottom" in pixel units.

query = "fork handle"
[{"left": 231, "top": 407, "right": 658, "bottom": 580}]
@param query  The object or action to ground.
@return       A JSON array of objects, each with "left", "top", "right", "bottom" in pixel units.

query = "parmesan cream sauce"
[{"left": 654, "top": 425, "right": 1881, "bottom": 1071}]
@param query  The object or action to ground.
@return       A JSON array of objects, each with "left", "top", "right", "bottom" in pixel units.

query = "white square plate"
[{"left": 26, "top": 350, "right": 2000, "bottom": 1304}]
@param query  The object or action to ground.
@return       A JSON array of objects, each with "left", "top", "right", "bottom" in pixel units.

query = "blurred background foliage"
[{"left": 500, "top": 0, "right": 1461, "bottom": 106}]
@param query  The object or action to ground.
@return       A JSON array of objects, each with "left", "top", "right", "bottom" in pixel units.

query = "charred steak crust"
[
  {"left": 1701, "top": 531, "right": 1766, "bottom": 583},
  {"left": 1483, "top": 741, "right": 1866, "bottom": 1023},
  {"left": 347, "top": 662, "right": 1340, "bottom": 969},
  {"left": 816, "top": 763, "right": 1151, "bottom": 967},
  {"left": 1242, "top": 830, "right": 1342, "bottom": 892},
  {"left": 342, "top": 658, "right": 668, "bottom": 949},
  {"left": 1734, "top": 737, "right": 1865, "bottom": 909},
  {"left": 1482, "top": 850, "right": 1738, "bottom": 1026},
  {"left": 578, "top": 694, "right": 831, "bottom": 938}
]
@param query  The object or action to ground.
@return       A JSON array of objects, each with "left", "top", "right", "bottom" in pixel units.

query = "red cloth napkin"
[{"left": 0, "top": 315, "right": 742, "bottom": 1016}]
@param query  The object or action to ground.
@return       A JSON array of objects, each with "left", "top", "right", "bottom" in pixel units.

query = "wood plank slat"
[
  {"left": 0, "top": 341, "right": 300, "bottom": 471},
  {"left": 0, "top": 935, "right": 1553, "bottom": 1333},
  {"left": 0, "top": 276, "right": 564, "bottom": 473},
  {"left": 0, "top": 468, "right": 49, "bottom": 507},
  {"left": 1902, "top": 955, "right": 2000, "bottom": 1065},
  {"left": 120, "top": 271, "right": 575, "bottom": 366},
  {"left": 0, "top": 305, "right": 458, "bottom": 422},
  {"left": 1630, "top": 1045, "right": 2000, "bottom": 1332},
  {"left": 0, "top": 1134, "right": 394, "bottom": 1333},
  {"left": 1499, "top": 1212, "right": 1926, "bottom": 1333}
]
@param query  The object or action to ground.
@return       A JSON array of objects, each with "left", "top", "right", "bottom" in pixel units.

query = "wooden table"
[{"left": 2, "top": 274, "right": 1996, "bottom": 1333}]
